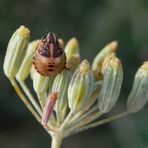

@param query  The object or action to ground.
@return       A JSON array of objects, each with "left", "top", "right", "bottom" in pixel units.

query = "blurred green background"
[{"left": 0, "top": 0, "right": 148, "bottom": 147}]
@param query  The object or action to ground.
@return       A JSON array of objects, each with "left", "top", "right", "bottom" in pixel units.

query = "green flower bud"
[
  {"left": 98, "top": 54, "right": 123, "bottom": 113},
  {"left": 33, "top": 72, "right": 51, "bottom": 95},
  {"left": 30, "top": 66, "right": 36, "bottom": 80},
  {"left": 16, "top": 40, "right": 39, "bottom": 81},
  {"left": 68, "top": 60, "right": 95, "bottom": 112},
  {"left": 127, "top": 62, "right": 148, "bottom": 113},
  {"left": 52, "top": 69, "right": 71, "bottom": 122},
  {"left": 92, "top": 41, "right": 118, "bottom": 73},
  {"left": 58, "top": 39, "right": 64, "bottom": 47},
  {"left": 33, "top": 72, "right": 52, "bottom": 108},
  {"left": 3, "top": 26, "right": 30, "bottom": 79},
  {"left": 65, "top": 38, "right": 80, "bottom": 69}
]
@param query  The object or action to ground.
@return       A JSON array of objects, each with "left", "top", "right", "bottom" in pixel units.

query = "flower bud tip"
[
  {"left": 17, "top": 25, "right": 30, "bottom": 38},
  {"left": 79, "top": 60, "right": 90, "bottom": 74}
]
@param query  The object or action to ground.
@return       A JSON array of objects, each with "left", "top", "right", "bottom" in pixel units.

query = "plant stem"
[
  {"left": 51, "top": 136, "right": 62, "bottom": 148},
  {"left": 60, "top": 111, "right": 74, "bottom": 130},
  {"left": 67, "top": 89, "right": 100, "bottom": 126},
  {"left": 10, "top": 78, "right": 41, "bottom": 123},
  {"left": 73, "top": 110, "right": 103, "bottom": 129},
  {"left": 18, "top": 80, "right": 42, "bottom": 116},
  {"left": 64, "top": 111, "right": 129, "bottom": 137},
  {"left": 68, "top": 106, "right": 100, "bottom": 128}
]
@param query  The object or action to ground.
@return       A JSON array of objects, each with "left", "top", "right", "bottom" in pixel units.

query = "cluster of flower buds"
[{"left": 3, "top": 26, "right": 148, "bottom": 147}]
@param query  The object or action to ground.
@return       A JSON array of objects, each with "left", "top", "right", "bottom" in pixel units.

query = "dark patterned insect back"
[{"left": 33, "top": 32, "right": 66, "bottom": 76}]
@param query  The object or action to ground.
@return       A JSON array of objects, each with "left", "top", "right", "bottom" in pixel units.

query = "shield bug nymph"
[{"left": 33, "top": 32, "right": 66, "bottom": 76}]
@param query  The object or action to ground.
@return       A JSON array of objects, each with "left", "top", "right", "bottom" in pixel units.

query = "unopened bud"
[
  {"left": 3, "top": 26, "right": 30, "bottom": 78},
  {"left": 42, "top": 92, "right": 58, "bottom": 126},
  {"left": 68, "top": 60, "right": 95, "bottom": 112},
  {"left": 16, "top": 40, "right": 39, "bottom": 81},
  {"left": 65, "top": 38, "right": 80, "bottom": 69},
  {"left": 127, "top": 62, "right": 148, "bottom": 113},
  {"left": 33, "top": 72, "right": 51, "bottom": 95},
  {"left": 92, "top": 41, "right": 118, "bottom": 73},
  {"left": 58, "top": 39, "right": 64, "bottom": 47},
  {"left": 98, "top": 54, "right": 123, "bottom": 113},
  {"left": 52, "top": 69, "right": 71, "bottom": 122}
]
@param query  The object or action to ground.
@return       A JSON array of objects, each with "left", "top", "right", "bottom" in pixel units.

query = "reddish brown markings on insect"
[
  {"left": 48, "top": 65, "right": 54, "bottom": 67},
  {"left": 33, "top": 32, "right": 66, "bottom": 76}
]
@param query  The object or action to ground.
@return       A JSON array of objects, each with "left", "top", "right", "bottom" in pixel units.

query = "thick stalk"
[{"left": 51, "top": 136, "right": 62, "bottom": 148}]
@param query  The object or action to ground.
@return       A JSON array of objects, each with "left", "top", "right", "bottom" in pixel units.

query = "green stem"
[
  {"left": 10, "top": 79, "right": 41, "bottom": 123},
  {"left": 73, "top": 110, "right": 103, "bottom": 129},
  {"left": 67, "top": 89, "right": 100, "bottom": 126},
  {"left": 68, "top": 106, "right": 99, "bottom": 128},
  {"left": 60, "top": 111, "right": 75, "bottom": 130},
  {"left": 18, "top": 81, "right": 42, "bottom": 116},
  {"left": 51, "top": 136, "right": 62, "bottom": 148},
  {"left": 64, "top": 111, "right": 129, "bottom": 137}
]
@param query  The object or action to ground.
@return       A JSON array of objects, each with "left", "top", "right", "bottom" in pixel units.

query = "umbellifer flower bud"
[
  {"left": 16, "top": 40, "right": 39, "bottom": 81},
  {"left": 65, "top": 38, "right": 80, "bottom": 69},
  {"left": 52, "top": 69, "right": 71, "bottom": 122},
  {"left": 92, "top": 41, "right": 118, "bottom": 73},
  {"left": 98, "top": 53, "right": 123, "bottom": 113},
  {"left": 3, "top": 25, "right": 30, "bottom": 79},
  {"left": 127, "top": 62, "right": 148, "bottom": 113},
  {"left": 42, "top": 92, "right": 58, "bottom": 126},
  {"left": 33, "top": 72, "right": 51, "bottom": 95},
  {"left": 68, "top": 60, "right": 95, "bottom": 112}
]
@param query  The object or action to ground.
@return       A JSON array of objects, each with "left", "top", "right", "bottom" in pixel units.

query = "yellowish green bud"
[
  {"left": 33, "top": 72, "right": 51, "bottom": 95},
  {"left": 92, "top": 41, "right": 118, "bottom": 73},
  {"left": 16, "top": 40, "right": 39, "bottom": 81},
  {"left": 52, "top": 69, "right": 71, "bottom": 122},
  {"left": 30, "top": 66, "right": 36, "bottom": 80},
  {"left": 58, "top": 39, "right": 64, "bottom": 47},
  {"left": 98, "top": 54, "right": 123, "bottom": 113},
  {"left": 68, "top": 60, "right": 95, "bottom": 112},
  {"left": 127, "top": 62, "right": 148, "bottom": 113},
  {"left": 3, "top": 26, "right": 30, "bottom": 78},
  {"left": 65, "top": 38, "right": 80, "bottom": 69}
]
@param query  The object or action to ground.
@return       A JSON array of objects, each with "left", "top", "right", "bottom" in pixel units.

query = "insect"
[
  {"left": 42, "top": 92, "right": 58, "bottom": 126},
  {"left": 33, "top": 32, "right": 66, "bottom": 76}
]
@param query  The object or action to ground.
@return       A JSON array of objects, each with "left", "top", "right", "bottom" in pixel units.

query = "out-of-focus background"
[{"left": 0, "top": 0, "right": 148, "bottom": 147}]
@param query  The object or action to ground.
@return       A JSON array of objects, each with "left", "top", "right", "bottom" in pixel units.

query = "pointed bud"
[
  {"left": 42, "top": 92, "right": 58, "bottom": 126},
  {"left": 68, "top": 60, "right": 95, "bottom": 112},
  {"left": 92, "top": 41, "right": 118, "bottom": 73},
  {"left": 3, "top": 26, "right": 30, "bottom": 78},
  {"left": 33, "top": 72, "right": 51, "bottom": 95},
  {"left": 52, "top": 69, "right": 71, "bottom": 122},
  {"left": 58, "top": 39, "right": 64, "bottom": 47},
  {"left": 127, "top": 62, "right": 148, "bottom": 113},
  {"left": 65, "top": 38, "right": 80, "bottom": 69},
  {"left": 98, "top": 54, "right": 123, "bottom": 113},
  {"left": 16, "top": 40, "right": 39, "bottom": 81},
  {"left": 30, "top": 66, "right": 36, "bottom": 80}
]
